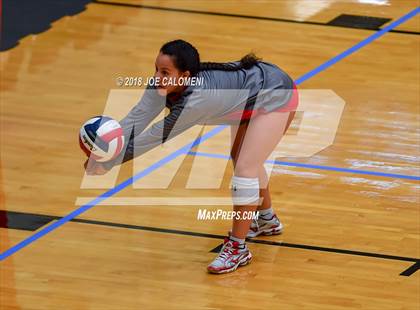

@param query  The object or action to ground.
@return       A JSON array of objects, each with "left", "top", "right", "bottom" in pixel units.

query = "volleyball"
[{"left": 79, "top": 116, "right": 125, "bottom": 162}]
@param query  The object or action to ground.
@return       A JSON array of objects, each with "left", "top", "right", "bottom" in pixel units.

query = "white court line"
[{"left": 75, "top": 197, "right": 234, "bottom": 206}]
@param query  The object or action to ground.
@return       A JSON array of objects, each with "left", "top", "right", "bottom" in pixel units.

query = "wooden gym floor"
[{"left": 1, "top": 1, "right": 419, "bottom": 309}]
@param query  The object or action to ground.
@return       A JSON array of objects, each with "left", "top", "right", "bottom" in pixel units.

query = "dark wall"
[{"left": 1, "top": 0, "right": 92, "bottom": 51}]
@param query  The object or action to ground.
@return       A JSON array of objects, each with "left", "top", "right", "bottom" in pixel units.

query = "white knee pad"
[{"left": 231, "top": 176, "right": 260, "bottom": 205}]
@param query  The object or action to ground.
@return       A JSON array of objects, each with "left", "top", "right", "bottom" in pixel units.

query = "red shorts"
[{"left": 224, "top": 83, "right": 298, "bottom": 122}]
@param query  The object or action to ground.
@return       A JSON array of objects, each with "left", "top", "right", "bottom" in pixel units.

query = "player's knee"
[
  {"left": 231, "top": 175, "right": 260, "bottom": 205},
  {"left": 234, "top": 161, "right": 259, "bottom": 178}
]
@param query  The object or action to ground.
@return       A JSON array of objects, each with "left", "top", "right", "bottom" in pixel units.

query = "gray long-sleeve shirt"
[{"left": 104, "top": 61, "right": 294, "bottom": 169}]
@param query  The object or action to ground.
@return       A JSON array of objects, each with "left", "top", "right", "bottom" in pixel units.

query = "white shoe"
[
  {"left": 247, "top": 214, "right": 283, "bottom": 238},
  {"left": 207, "top": 238, "right": 252, "bottom": 274}
]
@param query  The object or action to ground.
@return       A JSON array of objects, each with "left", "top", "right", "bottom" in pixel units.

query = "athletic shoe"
[
  {"left": 207, "top": 238, "right": 252, "bottom": 274},
  {"left": 247, "top": 214, "right": 283, "bottom": 238}
]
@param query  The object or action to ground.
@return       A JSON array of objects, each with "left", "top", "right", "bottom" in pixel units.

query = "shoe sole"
[
  {"left": 207, "top": 252, "right": 252, "bottom": 274},
  {"left": 228, "top": 225, "right": 284, "bottom": 239},
  {"left": 247, "top": 226, "right": 283, "bottom": 238}
]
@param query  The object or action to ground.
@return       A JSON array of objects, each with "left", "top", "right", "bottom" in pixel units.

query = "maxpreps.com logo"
[
  {"left": 76, "top": 88, "right": 345, "bottom": 206},
  {"left": 197, "top": 209, "right": 259, "bottom": 221}
]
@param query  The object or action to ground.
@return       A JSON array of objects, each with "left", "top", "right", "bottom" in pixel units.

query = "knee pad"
[{"left": 231, "top": 176, "right": 260, "bottom": 205}]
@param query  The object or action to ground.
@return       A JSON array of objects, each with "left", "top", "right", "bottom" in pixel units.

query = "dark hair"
[
  {"left": 160, "top": 39, "right": 260, "bottom": 76},
  {"left": 200, "top": 53, "right": 261, "bottom": 72}
]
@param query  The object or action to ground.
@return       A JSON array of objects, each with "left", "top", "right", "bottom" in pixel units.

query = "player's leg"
[
  {"left": 230, "top": 122, "right": 271, "bottom": 210},
  {"left": 230, "top": 111, "right": 295, "bottom": 209},
  {"left": 230, "top": 113, "right": 294, "bottom": 237},
  {"left": 247, "top": 166, "right": 284, "bottom": 237},
  {"left": 208, "top": 111, "right": 291, "bottom": 274},
  {"left": 230, "top": 111, "right": 290, "bottom": 239}
]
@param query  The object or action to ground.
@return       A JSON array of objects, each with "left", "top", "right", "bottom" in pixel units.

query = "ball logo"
[{"left": 82, "top": 135, "right": 97, "bottom": 151}]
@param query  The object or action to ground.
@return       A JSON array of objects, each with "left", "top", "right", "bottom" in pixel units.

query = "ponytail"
[
  {"left": 159, "top": 39, "right": 260, "bottom": 76},
  {"left": 199, "top": 53, "right": 261, "bottom": 72}
]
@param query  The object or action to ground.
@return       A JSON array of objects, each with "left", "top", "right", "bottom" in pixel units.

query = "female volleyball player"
[{"left": 84, "top": 39, "right": 298, "bottom": 274}]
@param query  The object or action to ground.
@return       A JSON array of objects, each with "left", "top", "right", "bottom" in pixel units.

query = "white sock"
[
  {"left": 259, "top": 207, "right": 274, "bottom": 220},
  {"left": 229, "top": 235, "right": 245, "bottom": 246}
]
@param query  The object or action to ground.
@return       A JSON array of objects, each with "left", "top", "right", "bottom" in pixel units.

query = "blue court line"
[
  {"left": 187, "top": 151, "right": 420, "bottom": 181},
  {"left": 0, "top": 126, "right": 227, "bottom": 261},
  {"left": 1, "top": 7, "right": 418, "bottom": 261},
  {"left": 295, "top": 7, "right": 420, "bottom": 85}
]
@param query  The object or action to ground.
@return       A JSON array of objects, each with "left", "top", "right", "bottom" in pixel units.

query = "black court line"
[
  {"left": 209, "top": 240, "right": 419, "bottom": 264},
  {"left": 2, "top": 210, "right": 418, "bottom": 276},
  {"left": 327, "top": 14, "right": 391, "bottom": 30},
  {"left": 92, "top": 0, "right": 419, "bottom": 36},
  {"left": 400, "top": 262, "right": 420, "bottom": 276},
  {"left": 0, "top": 210, "right": 55, "bottom": 231}
]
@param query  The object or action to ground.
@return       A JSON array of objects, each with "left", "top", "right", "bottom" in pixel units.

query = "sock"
[
  {"left": 259, "top": 207, "right": 274, "bottom": 220},
  {"left": 229, "top": 235, "right": 245, "bottom": 247}
]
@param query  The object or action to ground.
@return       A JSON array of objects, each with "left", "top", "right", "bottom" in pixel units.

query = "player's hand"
[{"left": 84, "top": 159, "right": 109, "bottom": 175}]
